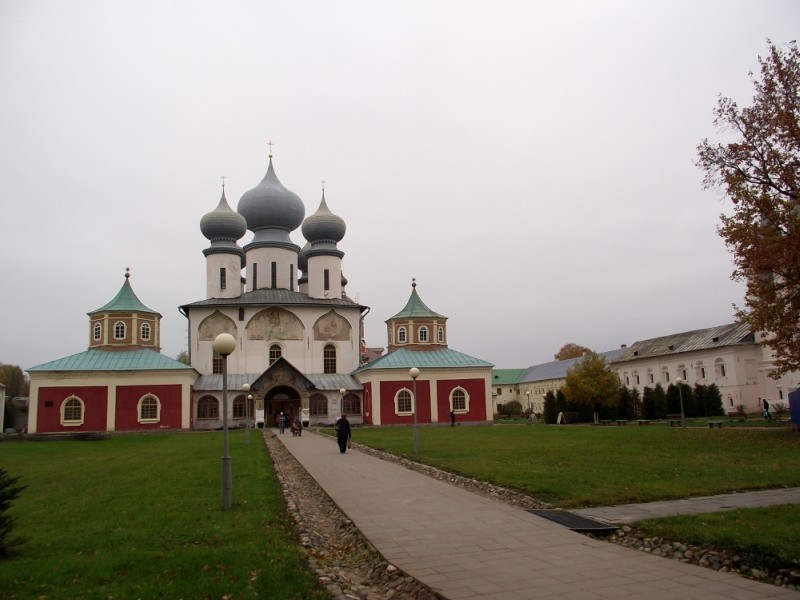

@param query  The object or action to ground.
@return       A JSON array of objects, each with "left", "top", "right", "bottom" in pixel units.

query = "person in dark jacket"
[{"left": 335, "top": 413, "right": 352, "bottom": 453}]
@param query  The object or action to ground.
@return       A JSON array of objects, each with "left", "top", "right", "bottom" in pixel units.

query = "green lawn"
[
  {"left": 346, "top": 424, "right": 800, "bottom": 508},
  {"left": 0, "top": 432, "right": 327, "bottom": 600}
]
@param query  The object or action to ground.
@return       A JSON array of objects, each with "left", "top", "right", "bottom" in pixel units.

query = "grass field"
[
  {"left": 0, "top": 432, "right": 326, "bottom": 600},
  {"left": 346, "top": 424, "right": 800, "bottom": 507}
]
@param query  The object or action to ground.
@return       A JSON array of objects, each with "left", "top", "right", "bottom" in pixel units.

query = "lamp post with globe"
[
  {"left": 410, "top": 367, "right": 420, "bottom": 453},
  {"left": 213, "top": 333, "right": 236, "bottom": 510}
]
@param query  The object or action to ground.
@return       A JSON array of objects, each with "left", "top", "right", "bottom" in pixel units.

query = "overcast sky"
[{"left": 1, "top": 1, "right": 797, "bottom": 373}]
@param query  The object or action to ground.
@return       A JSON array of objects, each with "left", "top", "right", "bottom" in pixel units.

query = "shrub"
[{"left": 0, "top": 468, "right": 26, "bottom": 556}]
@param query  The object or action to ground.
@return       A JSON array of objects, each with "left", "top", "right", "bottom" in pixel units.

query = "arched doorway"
[{"left": 263, "top": 384, "right": 302, "bottom": 428}]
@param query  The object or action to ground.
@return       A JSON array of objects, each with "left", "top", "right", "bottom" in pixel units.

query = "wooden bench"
[
  {"left": 636, "top": 419, "right": 650, "bottom": 426},
  {"left": 667, "top": 413, "right": 683, "bottom": 427},
  {"left": 707, "top": 420, "right": 723, "bottom": 428}
]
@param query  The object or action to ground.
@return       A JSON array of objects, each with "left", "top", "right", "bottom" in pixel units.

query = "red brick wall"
[
  {"left": 436, "top": 378, "right": 487, "bottom": 421},
  {"left": 115, "top": 384, "right": 183, "bottom": 430},
  {"left": 379, "top": 379, "right": 430, "bottom": 425},
  {"left": 36, "top": 386, "right": 108, "bottom": 433}
]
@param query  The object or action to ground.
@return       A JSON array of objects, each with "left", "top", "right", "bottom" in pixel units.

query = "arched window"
[
  {"left": 114, "top": 321, "right": 126, "bottom": 339},
  {"left": 93, "top": 322, "right": 101, "bottom": 341},
  {"left": 232, "top": 394, "right": 247, "bottom": 419},
  {"left": 310, "top": 393, "right": 328, "bottom": 416},
  {"left": 269, "top": 344, "right": 282, "bottom": 365},
  {"left": 342, "top": 393, "right": 361, "bottom": 415},
  {"left": 61, "top": 396, "right": 84, "bottom": 426},
  {"left": 388, "top": 328, "right": 393, "bottom": 345},
  {"left": 197, "top": 396, "right": 219, "bottom": 419},
  {"left": 141, "top": 323, "right": 151, "bottom": 341},
  {"left": 212, "top": 351, "right": 223, "bottom": 374},
  {"left": 438, "top": 327, "right": 444, "bottom": 343},
  {"left": 451, "top": 388, "right": 468, "bottom": 412},
  {"left": 396, "top": 389, "right": 413, "bottom": 414},
  {"left": 418, "top": 326, "right": 428, "bottom": 342},
  {"left": 661, "top": 367, "right": 670, "bottom": 383},
  {"left": 678, "top": 365, "right": 687, "bottom": 380},
  {"left": 647, "top": 369, "right": 654, "bottom": 384},
  {"left": 138, "top": 394, "right": 160, "bottom": 422},
  {"left": 397, "top": 327, "right": 407, "bottom": 343},
  {"left": 323, "top": 344, "right": 336, "bottom": 374},
  {"left": 696, "top": 362, "right": 706, "bottom": 380}
]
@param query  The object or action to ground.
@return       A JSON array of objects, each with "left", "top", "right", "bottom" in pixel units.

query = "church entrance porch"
[{"left": 262, "top": 384, "right": 302, "bottom": 429}]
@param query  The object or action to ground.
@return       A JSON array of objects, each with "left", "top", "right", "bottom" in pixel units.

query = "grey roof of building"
[
  {"left": 520, "top": 348, "right": 627, "bottom": 384},
  {"left": 28, "top": 348, "right": 196, "bottom": 373},
  {"left": 180, "top": 288, "right": 368, "bottom": 312},
  {"left": 612, "top": 322, "right": 754, "bottom": 362},
  {"left": 354, "top": 347, "right": 493, "bottom": 374},
  {"left": 195, "top": 372, "right": 361, "bottom": 392}
]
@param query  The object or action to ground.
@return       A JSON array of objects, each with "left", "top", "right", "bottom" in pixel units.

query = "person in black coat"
[{"left": 335, "top": 414, "right": 352, "bottom": 453}]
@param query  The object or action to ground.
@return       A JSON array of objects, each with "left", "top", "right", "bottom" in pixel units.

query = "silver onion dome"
[
  {"left": 301, "top": 191, "right": 346, "bottom": 243},
  {"left": 200, "top": 189, "right": 248, "bottom": 241}
]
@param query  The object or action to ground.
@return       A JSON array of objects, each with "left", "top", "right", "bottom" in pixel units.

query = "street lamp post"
[
  {"left": 526, "top": 390, "right": 531, "bottom": 416},
  {"left": 410, "top": 367, "right": 420, "bottom": 453},
  {"left": 213, "top": 333, "right": 236, "bottom": 510},
  {"left": 242, "top": 383, "right": 251, "bottom": 445},
  {"left": 676, "top": 377, "right": 686, "bottom": 428}
]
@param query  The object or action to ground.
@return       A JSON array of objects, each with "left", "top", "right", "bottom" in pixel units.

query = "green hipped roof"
[
  {"left": 353, "top": 347, "right": 493, "bottom": 374},
  {"left": 28, "top": 348, "right": 195, "bottom": 372},
  {"left": 89, "top": 274, "right": 160, "bottom": 316},
  {"left": 387, "top": 285, "right": 446, "bottom": 321},
  {"left": 491, "top": 369, "right": 526, "bottom": 385}
]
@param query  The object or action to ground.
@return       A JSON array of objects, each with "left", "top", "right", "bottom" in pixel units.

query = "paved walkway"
[
  {"left": 573, "top": 487, "right": 800, "bottom": 525},
  {"left": 275, "top": 431, "right": 799, "bottom": 599}
]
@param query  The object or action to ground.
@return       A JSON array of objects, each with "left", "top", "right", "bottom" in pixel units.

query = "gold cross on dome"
[
  {"left": 267, "top": 140, "right": 275, "bottom": 158},
  {"left": 321, "top": 180, "right": 326, "bottom": 191},
  {"left": 221, "top": 175, "right": 226, "bottom": 189}
]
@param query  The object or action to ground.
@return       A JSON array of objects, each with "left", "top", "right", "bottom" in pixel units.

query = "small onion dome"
[
  {"left": 302, "top": 191, "right": 346, "bottom": 243},
  {"left": 237, "top": 158, "right": 305, "bottom": 233},
  {"left": 298, "top": 241, "right": 311, "bottom": 272},
  {"left": 200, "top": 189, "right": 247, "bottom": 241},
  {"left": 341, "top": 273, "right": 348, "bottom": 286}
]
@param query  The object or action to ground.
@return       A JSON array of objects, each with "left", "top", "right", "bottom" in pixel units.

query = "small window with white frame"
[
  {"left": 397, "top": 327, "right": 407, "bottom": 343},
  {"left": 93, "top": 322, "right": 101, "bottom": 341},
  {"left": 141, "top": 322, "right": 151, "bottom": 341},
  {"left": 114, "top": 321, "right": 126, "bottom": 339},
  {"left": 395, "top": 389, "right": 413, "bottom": 415},
  {"left": 437, "top": 326, "right": 444, "bottom": 343},
  {"left": 450, "top": 387, "right": 468, "bottom": 412},
  {"left": 138, "top": 394, "right": 160, "bottom": 423},
  {"left": 418, "top": 326, "right": 428, "bottom": 342},
  {"left": 61, "top": 396, "right": 84, "bottom": 426}
]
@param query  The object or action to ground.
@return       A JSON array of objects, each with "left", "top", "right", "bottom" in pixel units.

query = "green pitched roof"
[
  {"left": 89, "top": 274, "right": 159, "bottom": 316},
  {"left": 491, "top": 369, "right": 526, "bottom": 385},
  {"left": 28, "top": 348, "right": 194, "bottom": 372},
  {"left": 354, "top": 347, "right": 492, "bottom": 374},
  {"left": 387, "top": 285, "right": 446, "bottom": 321}
]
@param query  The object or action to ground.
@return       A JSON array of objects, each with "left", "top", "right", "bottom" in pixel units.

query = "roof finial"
[
  {"left": 221, "top": 175, "right": 226, "bottom": 190},
  {"left": 321, "top": 179, "right": 326, "bottom": 191},
  {"left": 267, "top": 140, "right": 274, "bottom": 158},
  {"left": 411, "top": 277, "right": 416, "bottom": 289},
  {"left": 125, "top": 267, "right": 130, "bottom": 279}
]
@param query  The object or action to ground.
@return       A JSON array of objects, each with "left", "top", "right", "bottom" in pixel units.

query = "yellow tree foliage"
[
  {"left": 554, "top": 343, "right": 589, "bottom": 361},
  {"left": 563, "top": 350, "right": 620, "bottom": 408},
  {"left": 697, "top": 40, "right": 800, "bottom": 377}
]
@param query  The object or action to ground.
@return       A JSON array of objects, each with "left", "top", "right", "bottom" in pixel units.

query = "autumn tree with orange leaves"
[{"left": 697, "top": 40, "right": 800, "bottom": 377}]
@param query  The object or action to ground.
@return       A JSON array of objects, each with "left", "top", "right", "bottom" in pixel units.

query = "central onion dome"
[
  {"left": 237, "top": 158, "right": 305, "bottom": 241},
  {"left": 301, "top": 191, "right": 346, "bottom": 243},
  {"left": 200, "top": 189, "right": 247, "bottom": 242}
]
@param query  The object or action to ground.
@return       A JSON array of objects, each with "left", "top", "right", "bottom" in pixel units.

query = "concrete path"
[
  {"left": 275, "top": 430, "right": 799, "bottom": 599},
  {"left": 573, "top": 487, "right": 800, "bottom": 525}
]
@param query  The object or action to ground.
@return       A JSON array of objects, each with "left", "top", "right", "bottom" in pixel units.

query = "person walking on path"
[
  {"left": 763, "top": 398, "right": 772, "bottom": 420},
  {"left": 335, "top": 413, "right": 351, "bottom": 453},
  {"left": 450, "top": 409, "right": 456, "bottom": 427}
]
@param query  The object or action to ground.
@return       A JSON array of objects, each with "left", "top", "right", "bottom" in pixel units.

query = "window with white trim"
[
  {"left": 138, "top": 394, "right": 160, "bottom": 423},
  {"left": 114, "top": 321, "right": 126, "bottom": 339},
  {"left": 323, "top": 344, "right": 336, "bottom": 374},
  {"left": 451, "top": 388, "right": 467, "bottom": 412},
  {"left": 438, "top": 327, "right": 444, "bottom": 343},
  {"left": 269, "top": 344, "right": 282, "bottom": 365},
  {"left": 396, "top": 389, "right": 413, "bottom": 414},
  {"left": 93, "top": 322, "right": 101, "bottom": 341},
  {"left": 232, "top": 395, "right": 247, "bottom": 419},
  {"left": 342, "top": 393, "right": 361, "bottom": 415},
  {"left": 141, "top": 322, "right": 151, "bottom": 341},
  {"left": 397, "top": 327, "right": 407, "bottom": 343},
  {"left": 418, "top": 326, "right": 428, "bottom": 342},
  {"left": 61, "top": 396, "right": 84, "bottom": 426}
]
